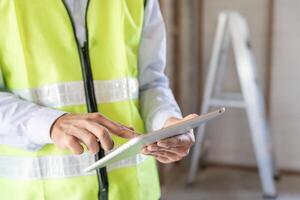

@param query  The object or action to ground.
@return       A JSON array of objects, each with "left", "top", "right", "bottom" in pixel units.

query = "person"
[{"left": 0, "top": 0, "right": 196, "bottom": 199}]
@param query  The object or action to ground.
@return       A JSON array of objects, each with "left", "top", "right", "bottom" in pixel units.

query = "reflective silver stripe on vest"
[
  {"left": 0, "top": 153, "right": 148, "bottom": 180},
  {"left": 13, "top": 78, "right": 139, "bottom": 108}
]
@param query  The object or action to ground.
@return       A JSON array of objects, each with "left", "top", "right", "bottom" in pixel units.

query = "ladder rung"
[
  {"left": 219, "top": 93, "right": 243, "bottom": 100},
  {"left": 209, "top": 98, "right": 246, "bottom": 108}
]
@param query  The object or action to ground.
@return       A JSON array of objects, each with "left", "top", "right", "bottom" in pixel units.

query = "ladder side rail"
[
  {"left": 201, "top": 12, "right": 230, "bottom": 113},
  {"left": 214, "top": 17, "right": 232, "bottom": 98},
  {"left": 188, "top": 13, "right": 230, "bottom": 183},
  {"left": 230, "top": 13, "right": 277, "bottom": 197}
]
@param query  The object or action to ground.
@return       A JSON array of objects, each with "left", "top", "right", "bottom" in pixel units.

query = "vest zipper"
[{"left": 62, "top": 1, "right": 109, "bottom": 200}]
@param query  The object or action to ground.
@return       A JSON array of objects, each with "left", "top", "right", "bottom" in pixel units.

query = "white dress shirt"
[{"left": 0, "top": 0, "right": 182, "bottom": 151}]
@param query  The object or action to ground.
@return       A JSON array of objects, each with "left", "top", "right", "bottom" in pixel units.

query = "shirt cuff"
[
  {"left": 149, "top": 109, "right": 182, "bottom": 132},
  {"left": 25, "top": 108, "right": 67, "bottom": 145}
]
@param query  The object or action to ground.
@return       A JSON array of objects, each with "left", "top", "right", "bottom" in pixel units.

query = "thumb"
[{"left": 183, "top": 114, "right": 199, "bottom": 121}]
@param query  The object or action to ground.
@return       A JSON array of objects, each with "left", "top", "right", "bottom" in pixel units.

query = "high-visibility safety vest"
[{"left": 0, "top": 0, "right": 160, "bottom": 200}]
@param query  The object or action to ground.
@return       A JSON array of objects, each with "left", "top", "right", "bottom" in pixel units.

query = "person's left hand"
[{"left": 142, "top": 114, "right": 197, "bottom": 163}]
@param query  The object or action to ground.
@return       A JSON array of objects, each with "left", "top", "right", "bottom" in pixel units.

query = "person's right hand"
[{"left": 50, "top": 113, "right": 137, "bottom": 155}]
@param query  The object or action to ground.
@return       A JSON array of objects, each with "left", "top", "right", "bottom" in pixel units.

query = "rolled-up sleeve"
[{"left": 139, "top": 0, "right": 182, "bottom": 132}]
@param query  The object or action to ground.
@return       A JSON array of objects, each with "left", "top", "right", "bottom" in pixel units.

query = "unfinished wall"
[
  {"left": 159, "top": 0, "right": 300, "bottom": 171},
  {"left": 160, "top": 0, "right": 202, "bottom": 115},
  {"left": 204, "top": 0, "right": 300, "bottom": 171},
  {"left": 270, "top": 0, "right": 300, "bottom": 171},
  {"left": 203, "top": 0, "right": 271, "bottom": 167}
]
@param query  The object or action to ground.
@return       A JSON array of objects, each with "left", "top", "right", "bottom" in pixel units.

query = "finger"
[
  {"left": 142, "top": 149, "right": 157, "bottom": 155},
  {"left": 144, "top": 152, "right": 171, "bottom": 163},
  {"left": 149, "top": 151, "right": 181, "bottom": 162},
  {"left": 63, "top": 134, "right": 84, "bottom": 155},
  {"left": 142, "top": 147, "right": 159, "bottom": 155},
  {"left": 93, "top": 124, "right": 114, "bottom": 151},
  {"left": 157, "top": 151, "right": 182, "bottom": 162},
  {"left": 157, "top": 133, "right": 194, "bottom": 148},
  {"left": 147, "top": 152, "right": 178, "bottom": 164},
  {"left": 184, "top": 114, "right": 199, "bottom": 120},
  {"left": 124, "top": 125, "right": 135, "bottom": 131},
  {"left": 156, "top": 147, "right": 190, "bottom": 157},
  {"left": 66, "top": 126, "right": 100, "bottom": 154},
  {"left": 143, "top": 146, "right": 189, "bottom": 158},
  {"left": 165, "top": 114, "right": 199, "bottom": 127},
  {"left": 147, "top": 143, "right": 159, "bottom": 151},
  {"left": 156, "top": 156, "right": 173, "bottom": 164},
  {"left": 141, "top": 147, "right": 149, "bottom": 155},
  {"left": 89, "top": 113, "right": 138, "bottom": 139},
  {"left": 72, "top": 119, "right": 114, "bottom": 151},
  {"left": 80, "top": 121, "right": 114, "bottom": 151}
]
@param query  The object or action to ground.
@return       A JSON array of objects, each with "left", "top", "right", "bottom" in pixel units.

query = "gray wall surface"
[
  {"left": 203, "top": 0, "right": 271, "bottom": 167},
  {"left": 160, "top": 0, "right": 300, "bottom": 171},
  {"left": 270, "top": 0, "right": 300, "bottom": 170}
]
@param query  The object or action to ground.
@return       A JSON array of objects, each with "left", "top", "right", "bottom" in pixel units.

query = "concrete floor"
[{"left": 161, "top": 165, "right": 300, "bottom": 200}]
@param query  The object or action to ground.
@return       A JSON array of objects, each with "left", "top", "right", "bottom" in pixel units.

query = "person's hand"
[
  {"left": 50, "top": 113, "right": 137, "bottom": 155},
  {"left": 142, "top": 114, "right": 197, "bottom": 163}
]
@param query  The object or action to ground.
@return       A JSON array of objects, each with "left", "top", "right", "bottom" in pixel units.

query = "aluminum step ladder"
[{"left": 187, "top": 12, "right": 278, "bottom": 199}]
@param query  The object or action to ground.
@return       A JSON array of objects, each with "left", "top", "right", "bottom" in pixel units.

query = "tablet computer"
[{"left": 84, "top": 107, "right": 225, "bottom": 173}]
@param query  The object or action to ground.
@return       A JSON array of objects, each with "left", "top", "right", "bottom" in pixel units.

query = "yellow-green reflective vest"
[{"left": 0, "top": 0, "right": 160, "bottom": 199}]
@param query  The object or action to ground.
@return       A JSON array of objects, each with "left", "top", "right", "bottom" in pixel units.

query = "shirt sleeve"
[
  {"left": 0, "top": 92, "right": 66, "bottom": 151},
  {"left": 139, "top": 0, "right": 182, "bottom": 132}
]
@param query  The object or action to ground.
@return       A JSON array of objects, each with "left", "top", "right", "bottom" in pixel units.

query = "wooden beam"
[
  {"left": 172, "top": 0, "right": 182, "bottom": 104},
  {"left": 197, "top": 0, "right": 205, "bottom": 112}
]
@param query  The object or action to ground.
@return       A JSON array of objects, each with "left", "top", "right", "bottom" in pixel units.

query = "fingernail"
[
  {"left": 148, "top": 146, "right": 159, "bottom": 151},
  {"left": 157, "top": 142, "right": 168, "bottom": 148}
]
